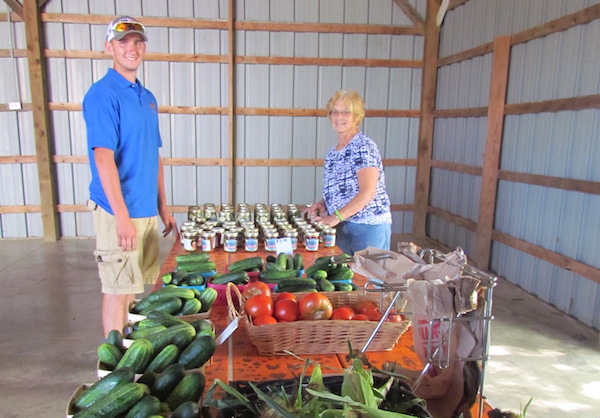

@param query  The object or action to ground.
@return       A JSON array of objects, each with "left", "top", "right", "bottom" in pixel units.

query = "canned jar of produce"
[
  {"left": 304, "top": 230, "right": 320, "bottom": 251},
  {"left": 264, "top": 230, "right": 279, "bottom": 252},
  {"left": 323, "top": 228, "right": 337, "bottom": 248},
  {"left": 283, "top": 229, "right": 299, "bottom": 250},
  {"left": 224, "top": 231, "right": 239, "bottom": 252},
  {"left": 244, "top": 230, "right": 259, "bottom": 252},
  {"left": 201, "top": 231, "right": 216, "bottom": 252}
]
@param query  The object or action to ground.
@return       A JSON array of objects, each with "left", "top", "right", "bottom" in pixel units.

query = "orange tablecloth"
[{"left": 155, "top": 238, "right": 491, "bottom": 417}]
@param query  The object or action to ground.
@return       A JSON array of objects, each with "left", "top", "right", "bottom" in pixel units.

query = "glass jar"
[
  {"left": 283, "top": 229, "right": 299, "bottom": 250},
  {"left": 181, "top": 230, "right": 198, "bottom": 251},
  {"left": 244, "top": 230, "right": 259, "bottom": 252},
  {"left": 304, "top": 229, "right": 320, "bottom": 251},
  {"left": 264, "top": 230, "right": 279, "bottom": 252},
  {"left": 211, "top": 227, "right": 225, "bottom": 247},
  {"left": 200, "top": 231, "right": 216, "bottom": 252},
  {"left": 323, "top": 227, "right": 336, "bottom": 248},
  {"left": 224, "top": 231, "right": 239, "bottom": 252}
]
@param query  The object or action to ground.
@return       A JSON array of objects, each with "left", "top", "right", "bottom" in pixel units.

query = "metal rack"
[{"left": 356, "top": 248, "right": 497, "bottom": 418}]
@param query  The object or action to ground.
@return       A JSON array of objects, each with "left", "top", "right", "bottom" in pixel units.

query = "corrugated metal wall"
[
  {"left": 432, "top": 0, "right": 600, "bottom": 328},
  {"left": 0, "top": 0, "right": 422, "bottom": 238}
]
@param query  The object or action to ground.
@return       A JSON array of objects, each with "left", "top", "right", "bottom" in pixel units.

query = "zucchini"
[
  {"left": 132, "top": 288, "right": 195, "bottom": 313},
  {"left": 259, "top": 269, "right": 299, "bottom": 283},
  {"left": 165, "top": 371, "right": 206, "bottom": 411},
  {"left": 171, "top": 400, "right": 201, "bottom": 418},
  {"left": 150, "top": 363, "right": 186, "bottom": 402},
  {"left": 73, "top": 382, "right": 145, "bottom": 418},
  {"left": 139, "top": 297, "right": 183, "bottom": 316},
  {"left": 124, "top": 395, "right": 162, "bottom": 418},
  {"left": 73, "top": 367, "right": 135, "bottom": 411},
  {"left": 145, "top": 344, "right": 180, "bottom": 374},
  {"left": 227, "top": 256, "right": 264, "bottom": 272},
  {"left": 177, "top": 298, "right": 202, "bottom": 316},
  {"left": 209, "top": 270, "right": 249, "bottom": 285},
  {"left": 97, "top": 342, "right": 124, "bottom": 370},
  {"left": 175, "top": 253, "right": 211, "bottom": 264},
  {"left": 177, "top": 335, "right": 216, "bottom": 369},
  {"left": 116, "top": 338, "right": 154, "bottom": 373}
]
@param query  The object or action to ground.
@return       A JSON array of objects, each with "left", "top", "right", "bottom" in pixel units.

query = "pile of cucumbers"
[
  {"left": 162, "top": 252, "right": 217, "bottom": 287},
  {"left": 98, "top": 312, "right": 216, "bottom": 375},
  {"left": 130, "top": 285, "right": 218, "bottom": 317},
  {"left": 285, "top": 254, "right": 357, "bottom": 293},
  {"left": 71, "top": 364, "right": 204, "bottom": 417}
]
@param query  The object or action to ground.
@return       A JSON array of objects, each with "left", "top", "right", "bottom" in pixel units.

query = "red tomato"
[
  {"left": 243, "top": 282, "right": 272, "bottom": 299},
  {"left": 363, "top": 308, "right": 383, "bottom": 321},
  {"left": 354, "top": 300, "right": 379, "bottom": 314},
  {"left": 386, "top": 313, "right": 404, "bottom": 322},
  {"left": 244, "top": 294, "right": 273, "bottom": 319},
  {"left": 274, "top": 299, "right": 299, "bottom": 322},
  {"left": 331, "top": 306, "right": 355, "bottom": 320},
  {"left": 298, "top": 293, "right": 333, "bottom": 320},
  {"left": 352, "top": 313, "right": 369, "bottom": 321},
  {"left": 274, "top": 292, "right": 297, "bottom": 304},
  {"left": 253, "top": 315, "right": 277, "bottom": 325}
]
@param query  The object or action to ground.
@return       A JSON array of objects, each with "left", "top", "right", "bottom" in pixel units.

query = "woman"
[{"left": 306, "top": 90, "right": 392, "bottom": 255}]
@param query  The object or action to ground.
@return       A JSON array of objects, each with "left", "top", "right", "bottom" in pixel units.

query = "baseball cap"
[{"left": 106, "top": 16, "right": 148, "bottom": 42}]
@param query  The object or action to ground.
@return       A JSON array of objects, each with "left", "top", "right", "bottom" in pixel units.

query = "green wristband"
[{"left": 334, "top": 210, "right": 344, "bottom": 222}]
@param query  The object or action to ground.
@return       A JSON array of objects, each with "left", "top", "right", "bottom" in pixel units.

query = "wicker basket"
[{"left": 226, "top": 282, "right": 410, "bottom": 355}]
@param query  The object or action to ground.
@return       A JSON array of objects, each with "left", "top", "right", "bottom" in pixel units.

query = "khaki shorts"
[{"left": 87, "top": 200, "right": 159, "bottom": 295}]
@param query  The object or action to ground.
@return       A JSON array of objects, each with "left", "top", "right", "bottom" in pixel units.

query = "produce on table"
[
  {"left": 298, "top": 292, "right": 333, "bottom": 320},
  {"left": 129, "top": 286, "right": 217, "bottom": 316}
]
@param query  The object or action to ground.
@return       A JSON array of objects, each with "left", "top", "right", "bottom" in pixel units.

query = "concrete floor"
[{"left": 0, "top": 237, "right": 598, "bottom": 417}]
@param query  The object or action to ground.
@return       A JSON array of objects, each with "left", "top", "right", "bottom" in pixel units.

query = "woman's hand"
[
  {"left": 303, "top": 200, "right": 326, "bottom": 220},
  {"left": 313, "top": 213, "right": 340, "bottom": 228}
]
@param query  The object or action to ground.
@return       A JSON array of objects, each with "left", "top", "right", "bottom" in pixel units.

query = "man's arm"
[
  {"left": 94, "top": 147, "right": 138, "bottom": 251},
  {"left": 157, "top": 157, "right": 178, "bottom": 237}
]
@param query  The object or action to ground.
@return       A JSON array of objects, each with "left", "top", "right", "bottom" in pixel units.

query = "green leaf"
[{"left": 249, "top": 381, "right": 297, "bottom": 418}]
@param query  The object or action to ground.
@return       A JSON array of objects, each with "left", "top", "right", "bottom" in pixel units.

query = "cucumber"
[
  {"left": 176, "top": 261, "right": 216, "bottom": 274},
  {"left": 150, "top": 363, "right": 186, "bottom": 402},
  {"left": 97, "top": 342, "right": 124, "bottom": 370},
  {"left": 334, "top": 282, "right": 354, "bottom": 292},
  {"left": 162, "top": 272, "right": 173, "bottom": 285},
  {"left": 178, "top": 298, "right": 202, "bottom": 316},
  {"left": 186, "top": 274, "right": 205, "bottom": 287},
  {"left": 73, "top": 367, "right": 135, "bottom": 411},
  {"left": 209, "top": 270, "right": 249, "bottom": 285},
  {"left": 285, "top": 254, "right": 294, "bottom": 270},
  {"left": 305, "top": 257, "right": 332, "bottom": 277},
  {"left": 132, "top": 288, "right": 195, "bottom": 313},
  {"left": 227, "top": 256, "right": 264, "bottom": 272},
  {"left": 137, "top": 318, "right": 167, "bottom": 330},
  {"left": 165, "top": 371, "right": 206, "bottom": 411},
  {"left": 145, "top": 323, "right": 196, "bottom": 353},
  {"left": 276, "top": 252, "right": 288, "bottom": 269},
  {"left": 116, "top": 339, "right": 154, "bottom": 373},
  {"left": 139, "top": 297, "right": 184, "bottom": 316},
  {"left": 264, "top": 262, "right": 284, "bottom": 271},
  {"left": 145, "top": 344, "right": 180, "bottom": 374},
  {"left": 127, "top": 325, "right": 168, "bottom": 340},
  {"left": 277, "top": 286, "right": 318, "bottom": 293},
  {"left": 177, "top": 335, "right": 216, "bottom": 369},
  {"left": 189, "top": 319, "right": 215, "bottom": 337},
  {"left": 197, "top": 287, "right": 218, "bottom": 312},
  {"left": 293, "top": 253, "right": 304, "bottom": 270},
  {"left": 277, "top": 277, "right": 317, "bottom": 289},
  {"left": 73, "top": 382, "right": 145, "bottom": 418},
  {"left": 318, "top": 278, "right": 336, "bottom": 292},
  {"left": 309, "top": 269, "right": 328, "bottom": 280},
  {"left": 146, "top": 311, "right": 191, "bottom": 328},
  {"left": 266, "top": 255, "right": 277, "bottom": 263},
  {"left": 176, "top": 252, "right": 211, "bottom": 264},
  {"left": 171, "top": 400, "right": 201, "bottom": 418},
  {"left": 259, "top": 269, "right": 300, "bottom": 283},
  {"left": 124, "top": 395, "right": 162, "bottom": 418},
  {"left": 329, "top": 266, "right": 354, "bottom": 281},
  {"left": 105, "top": 329, "right": 125, "bottom": 353}
]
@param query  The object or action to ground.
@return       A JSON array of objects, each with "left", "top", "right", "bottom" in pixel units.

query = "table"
[{"left": 155, "top": 238, "right": 491, "bottom": 417}]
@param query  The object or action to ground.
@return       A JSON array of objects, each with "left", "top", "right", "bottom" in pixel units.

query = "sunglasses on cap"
[{"left": 113, "top": 22, "right": 146, "bottom": 34}]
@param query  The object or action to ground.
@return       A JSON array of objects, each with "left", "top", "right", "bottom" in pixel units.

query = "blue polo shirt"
[{"left": 83, "top": 68, "right": 162, "bottom": 218}]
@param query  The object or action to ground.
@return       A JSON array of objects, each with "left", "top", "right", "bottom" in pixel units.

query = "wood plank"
[
  {"left": 505, "top": 94, "right": 600, "bottom": 115},
  {"left": 0, "top": 155, "right": 37, "bottom": 163},
  {"left": 3, "top": 0, "right": 23, "bottom": 19},
  {"left": 393, "top": 0, "right": 425, "bottom": 30},
  {"left": 493, "top": 231, "right": 600, "bottom": 284},
  {"left": 0, "top": 204, "right": 41, "bottom": 214},
  {"left": 227, "top": 0, "right": 234, "bottom": 204},
  {"left": 236, "top": 20, "right": 422, "bottom": 35},
  {"left": 382, "top": 158, "right": 417, "bottom": 166},
  {"left": 431, "top": 159, "right": 482, "bottom": 176},
  {"left": 236, "top": 55, "right": 421, "bottom": 68},
  {"left": 428, "top": 205, "right": 477, "bottom": 232},
  {"left": 474, "top": 36, "right": 511, "bottom": 270},
  {"left": 236, "top": 159, "right": 323, "bottom": 167},
  {"left": 434, "top": 107, "right": 487, "bottom": 118},
  {"left": 498, "top": 170, "right": 600, "bottom": 196},
  {"left": 437, "top": 43, "right": 493, "bottom": 67},
  {"left": 391, "top": 203, "right": 413, "bottom": 212},
  {"left": 23, "top": 0, "right": 59, "bottom": 241},
  {"left": 447, "top": 0, "right": 471, "bottom": 11},
  {"left": 413, "top": 0, "right": 441, "bottom": 239}
]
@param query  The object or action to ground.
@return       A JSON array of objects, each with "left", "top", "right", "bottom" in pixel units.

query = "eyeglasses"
[
  {"left": 113, "top": 22, "right": 146, "bottom": 34},
  {"left": 330, "top": 109, "right": 352, "bottom": 117}
]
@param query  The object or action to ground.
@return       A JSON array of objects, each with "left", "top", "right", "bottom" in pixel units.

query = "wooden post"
[
  {"left": 227, "top": 0, "right": 235, "bottom": 204},
  {"left": 23, "top": 0, "right": 60, "bottom": 240},
  {"left": 474, "top": 36, "right": 511, "bottom": 269},
  {"left": 413, "top": 0, "right": 440, "bottom": 239}
]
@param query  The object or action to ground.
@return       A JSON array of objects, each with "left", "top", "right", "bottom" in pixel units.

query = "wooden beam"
[
  {"left": 227, "top": 0, "right": 235, "bottom": 204},
  {"left": 505, "top": 94, "right": 600, "bottom": 115},
  {"left": 474, "top": 36, "right": 511, "bottom": 270},
  {"left": 23, "top": 0, "right": 59, "bottom": 241},
  {"left": 493, "top": 231, "right": 600, "bottom": 284},
  {"left": 498, "top": 171, "right": 600, "bottom": 196},
  {"left": 393, "top": 0, "right": 425, "bottom": 31},
  {"left": 428, "top": 205, "right": 477, "bottom": 232},
  {"left": 431, "top": 159, "right": 482, "bottom": 176},
  {"left": 413, "top": 0, "right": 441, "bottom": 239},
  {"left": 3, "top": 0, "right": 23, "bottom": 19}
]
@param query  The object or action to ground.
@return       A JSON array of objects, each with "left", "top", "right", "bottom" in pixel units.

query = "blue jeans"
[{"left": 335, "top": 222, "right": 391, "bottom": 256}]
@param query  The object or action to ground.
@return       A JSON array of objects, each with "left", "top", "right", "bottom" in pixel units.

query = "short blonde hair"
[{"left": 325, "top": 90, "right": 366, "bottom": 126}]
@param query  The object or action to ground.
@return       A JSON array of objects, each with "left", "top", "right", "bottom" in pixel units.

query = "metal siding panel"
[
  {"left": 365, "top": 68, "right": 390, "bottom": 109},
  {"left": 369, "top": 0, "right": 393, "bottom": 25},
  {"left": 319, "top": 0, "right": 344, "bottom": 23},
  {"left": 295, "top": 33, "right": 318, "bottom": 57},
  {"left": 294, "top": 66, "right": 319, "bottom": 108}
]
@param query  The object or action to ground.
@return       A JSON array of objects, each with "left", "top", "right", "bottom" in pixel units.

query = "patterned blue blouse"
[{"left": 323, "top": 132, "right": 392, "bottom": 225}]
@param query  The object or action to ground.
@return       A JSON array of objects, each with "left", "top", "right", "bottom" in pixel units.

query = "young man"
[{"left": 83, "top": 17, "right": 178, "bottom": 337}]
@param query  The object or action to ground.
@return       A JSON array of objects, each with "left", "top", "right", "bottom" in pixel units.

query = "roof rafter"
[{"left": 393, "top": 0, "right": 425, "bottom": 31}]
